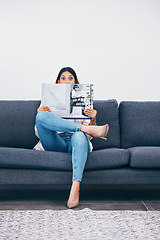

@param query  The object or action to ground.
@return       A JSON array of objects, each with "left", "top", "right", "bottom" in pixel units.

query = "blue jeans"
[{"left": 36, "top": 111, "right": 91, "bottom": 181}]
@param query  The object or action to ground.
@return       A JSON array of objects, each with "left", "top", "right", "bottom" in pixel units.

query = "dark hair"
[{"left": 55, "top": 67, "right": 79, "bottom": 84}]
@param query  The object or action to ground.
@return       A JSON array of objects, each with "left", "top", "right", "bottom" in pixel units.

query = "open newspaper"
[{"left": 41, "top": 83, "right": 93, "bottom": 119}]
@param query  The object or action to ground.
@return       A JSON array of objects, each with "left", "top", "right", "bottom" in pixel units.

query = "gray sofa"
[{"left": 0, "top": 99, "right": 160, "bottom": 186}]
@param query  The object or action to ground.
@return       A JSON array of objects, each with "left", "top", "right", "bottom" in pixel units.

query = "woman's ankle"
[
  {"left": 80, "top": 125, "right": 90, "bottom": 135},
  {"left": 68, "top": 181, "right": 80, "bottom": 203},
  {"left": 72, "top": 180, "right": 80, "bottom": 190}
]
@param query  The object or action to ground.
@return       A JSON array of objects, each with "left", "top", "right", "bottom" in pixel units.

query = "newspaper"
[{"left": 41, "top": 83, "right": 93, "bottom": 119}]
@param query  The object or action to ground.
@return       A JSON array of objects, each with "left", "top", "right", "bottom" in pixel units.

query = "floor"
[{"left": 0, "top": 185, "right": 160, "bottom": 211}]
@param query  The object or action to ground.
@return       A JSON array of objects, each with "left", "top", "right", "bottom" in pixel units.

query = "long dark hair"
[{"left": 55, "top": 67, "right": 79, "bottom": 84}]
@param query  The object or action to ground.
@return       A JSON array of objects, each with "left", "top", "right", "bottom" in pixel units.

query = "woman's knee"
[
  {"left": 71, "top": 131, "right": 88, "bottom": 147},
  {"left": 36, "top": 111, "right": 50, "bottom": 124}
]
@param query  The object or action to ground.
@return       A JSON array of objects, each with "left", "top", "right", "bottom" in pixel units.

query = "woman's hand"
[
  {"left": 84, "top": 108, "right": 97, "bottom": 125},
  {"left": 37, "top": 106, "right": 51, "bottom": 113}
]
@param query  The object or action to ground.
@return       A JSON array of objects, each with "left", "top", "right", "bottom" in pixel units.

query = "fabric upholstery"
[
  {"left": 1, "top": 100, "right": 160, "bottom": 187},
  {"left": 0, "top": 101, "right": 40, "bottom": 149},
  {"left": 119, "top": 101, "right": 160, "bottom": 148},
  {"left": 0, "top": 147, "right": 129, "bottom": 171},
  {"left": 0, "top": 99, "right": 120, "bottom": 150},
  {"left": 91, "top": 99, "right": 120, "bottom": 150},
  {"left": 1, "top": 168, "right": 160, "bottom": 185},
  {"left": 128, "top": 146, "right": 160, "bottom": 168}
]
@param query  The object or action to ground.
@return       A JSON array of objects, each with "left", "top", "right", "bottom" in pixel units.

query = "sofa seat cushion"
[
  {"left": 86, "top": 148, "right": 130, "bottom": 170},
  {"left": 128, "top": 146, "right": 160, "bottom": 168},
  {"left": 0, "top": 147, "right": 129, "bottom": 171}
]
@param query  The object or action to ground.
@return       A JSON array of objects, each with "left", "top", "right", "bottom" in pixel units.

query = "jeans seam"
[{"left": 72, "top": 146, "right": 77, "bottom": 180}]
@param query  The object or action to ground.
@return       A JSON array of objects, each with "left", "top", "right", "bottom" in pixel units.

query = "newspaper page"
[{"left": 41, "top": 83, "right": 93, "bottom": 119}]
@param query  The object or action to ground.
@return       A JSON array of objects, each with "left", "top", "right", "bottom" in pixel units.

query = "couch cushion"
[
  {"left": 128, "top": 146, "right": 160, "bottom": 168},
  {"left": 119, "top": 101, "right": 160, "bottom": 148},
  {"left": 0, "top": 101, "right": 40, "bottom": 149},
  {"left": 0, "top": 147, "right": 129, "bottom": 171},
  {"left": 0, "top": 99, "right": 120, "bottom": 150},
  {"left": 86, "top": 148, "right": 130, "bottom": 170},
  {"left": 91, "top": 99, "right": 120, "bottom": 150}
]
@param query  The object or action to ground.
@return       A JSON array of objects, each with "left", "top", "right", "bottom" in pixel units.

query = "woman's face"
[{"left": 58, "top": 71, "right": 76, "bottom": 84}]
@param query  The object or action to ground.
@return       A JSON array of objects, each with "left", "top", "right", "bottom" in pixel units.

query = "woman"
[{"left": 34, "top": 67, "right": 109, "bottom": 209}]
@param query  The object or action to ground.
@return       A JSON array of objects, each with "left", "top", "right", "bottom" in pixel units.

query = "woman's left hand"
[{"left": 84, "top": 108, "right": 97, "bottom": 124}]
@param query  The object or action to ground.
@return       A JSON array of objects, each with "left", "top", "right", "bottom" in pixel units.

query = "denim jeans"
[{"left": 36, "top": 111, "right": 91, "bottom": 181}]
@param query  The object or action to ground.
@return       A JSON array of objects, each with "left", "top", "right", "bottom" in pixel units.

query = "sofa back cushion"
[
  {"left": 0, "top": 101, "right": 40, "bottom": 149},
  {"left": 91, "top": 99, "right": 120, "bottom": 150},
  {"left": 119, "top": 101, "right": 160, "bottom": 148},
  {"left": 0, "top": 99, "right": 120, "bottom": 150}
]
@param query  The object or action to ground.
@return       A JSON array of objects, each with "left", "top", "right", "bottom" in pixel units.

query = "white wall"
[{"left": 0, "top": 0, "right": 160, "bottom": 102}]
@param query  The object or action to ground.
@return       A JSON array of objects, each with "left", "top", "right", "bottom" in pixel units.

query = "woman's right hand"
[{"left": 37, "top": 106, "right": 51, "bottom": 113}]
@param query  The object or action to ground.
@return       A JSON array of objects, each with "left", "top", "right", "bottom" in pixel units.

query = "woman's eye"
[{"left": 69, "top": 78, "right": 73, "bottom": 80}]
